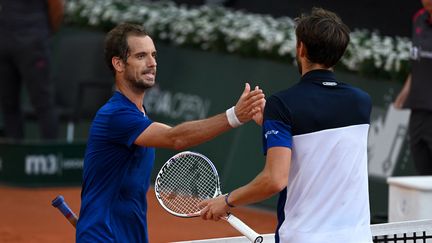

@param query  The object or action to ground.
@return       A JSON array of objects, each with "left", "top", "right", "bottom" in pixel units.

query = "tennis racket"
[
  {"left": 154, "top": 151, "right": 263, "bottom": 243},
  {"left": 52, "top": 195, "right": 78, "bottom": 228}
]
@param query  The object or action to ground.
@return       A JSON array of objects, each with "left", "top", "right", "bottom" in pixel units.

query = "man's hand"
[
  {"left": 252, "top": 95, "right": 265, "bottom": 126},
  {"left": 198, "top": 195, "right": 230, "bottom": 221},
  {"left": 234, "top": 83, "right": 265, "bottom": 123}
]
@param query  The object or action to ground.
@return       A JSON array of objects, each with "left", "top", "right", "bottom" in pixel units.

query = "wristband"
[
  {"left": 225, "top": 192, "right": 235, "bottom": 208},
  {"left": 226, "top": 106, "right": 243, "bottom": 128}
]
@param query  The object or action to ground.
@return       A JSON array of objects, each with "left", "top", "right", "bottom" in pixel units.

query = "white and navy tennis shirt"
[{"left": 263, "top": 69, "right": 372, "bottom": 243}]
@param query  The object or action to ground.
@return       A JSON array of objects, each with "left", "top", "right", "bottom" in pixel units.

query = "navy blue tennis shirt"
[
  {"left": 77, "top": 91, "right": 155, "bottom": 243},
  {"left": 262, "top": 69, "right": 373, "bottom": 242},
  {"left": 263, "top": 69, "right": 371, "bottom": 146}
]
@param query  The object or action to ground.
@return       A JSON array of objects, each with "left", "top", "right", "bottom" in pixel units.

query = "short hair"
[
  {"left": 295, "top": 8, "right": 350, "bottom": 68},
  {"left": 104, "top": 23, "right": 149, "bottom": 74}
]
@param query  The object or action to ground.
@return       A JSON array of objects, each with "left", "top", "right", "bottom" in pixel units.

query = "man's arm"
[
  {"left": 135, "top": 83, "right": 265, "bottom": 150},
  {"left": 394, "top": 74, "right": 411, "bottom": 109},
  {"left": 199, "top": 146, "right": 291, "bottom": 221},
  {"left": 46, "top": 0, "right": 65, "bottom": 33}
]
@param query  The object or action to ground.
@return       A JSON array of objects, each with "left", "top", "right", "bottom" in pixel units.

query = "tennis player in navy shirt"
[
  {"left": 200, "top": 8, "right": 373, "bottom": 243},
  {"left": 76, "top": 23, "right": 265, "bottom": 242}
]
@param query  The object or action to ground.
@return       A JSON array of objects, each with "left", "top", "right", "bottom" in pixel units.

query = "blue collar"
[{"left": 300, "top": 69, "right": 336, "bottom": 82}]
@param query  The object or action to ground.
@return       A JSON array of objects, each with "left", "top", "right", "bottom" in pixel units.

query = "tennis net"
[
  {"left": 371, "top": 219, "right": 432, "bottom": 242},
  {"left": 174, "top": 219, "right": 432, "bottom": 243}
]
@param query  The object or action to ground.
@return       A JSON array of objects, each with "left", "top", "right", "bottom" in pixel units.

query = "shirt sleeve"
[
  {"left": 262, "top": 95, "right": 293, "bottom": 155},
  {"left": 108, "top": 109, "right": 153, "bottom": 147}
]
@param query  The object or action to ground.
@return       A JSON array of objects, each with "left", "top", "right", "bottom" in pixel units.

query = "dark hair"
[
  {"left": 295, "top": 8, "right": 350, "bottom": 68},
  {"left": 104, "top": 23, "right": 149, "bottom": 74}
]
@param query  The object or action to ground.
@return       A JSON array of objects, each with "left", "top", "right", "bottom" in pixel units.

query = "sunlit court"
[{"left": 0, "top": 186, "right": 277, "bottom": 242}]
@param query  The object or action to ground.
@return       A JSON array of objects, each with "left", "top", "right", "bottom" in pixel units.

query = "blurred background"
[{"left": 175, "top": 0, "right": 419, "bottom": 37}]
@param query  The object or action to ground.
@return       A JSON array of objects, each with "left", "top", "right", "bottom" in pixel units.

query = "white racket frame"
[
  {"left": 154, "top": 151, "right": 220, "bottom": 217},
  {"left": 154, "top": 151, "right": 263, "bottom": 243}
]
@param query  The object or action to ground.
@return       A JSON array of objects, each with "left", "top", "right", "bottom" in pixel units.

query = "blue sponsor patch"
[{"left": 262, "top": 120, "right": 292, "bottom": 152}]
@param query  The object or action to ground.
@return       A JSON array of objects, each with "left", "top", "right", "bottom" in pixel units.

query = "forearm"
[
  {"left": 402, "top": 74, "right": 412, "bottom": 93},
  {"left": 226, "top": 147, "right": 291, "bottom": 207},
  {"left": 227, "top": 171, "right": 282, "bottom": 207},
  {"left": 47, "top": 0, "right": 64, "bottom": 32},
  {"left": 166, "top": 112, "right": 232, "bottom": 150},
  {"left": 135, "top": 111, "right": 240, "bottom": 149},
  {"left": 394, "top": 74, "right": 412, "bottom": 108},
  {"left": 136, "top": 83, "right": 264, "bottom": 149}
]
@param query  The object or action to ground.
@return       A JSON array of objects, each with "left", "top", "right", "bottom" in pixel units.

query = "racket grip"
[
  {"left": 51, "top": 195, "right": 78, "bottom": 228},
  {"left": 226, "top": 214, "right": 263, "bottom": 243}
]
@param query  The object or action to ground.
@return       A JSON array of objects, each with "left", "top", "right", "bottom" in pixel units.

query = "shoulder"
[
  {"left": 268, "top": 84, "right": 304, "bottom": 104},
  {"left": 264, "top": 88, "right": 298, "bottom": 122},
  {"left": 98, "top": 93, "right": 139, "bottom": 115},
  {"left": 348, "top": 84, "right": 371, "bottom": 102},
  {"left": 340, "top": 83, "right": 372, "bottom": 119},
  {"left": 339, "top": 82, "right": 372, "bottom": 106},
  {"left": 265, "top": 88, "right": 295, "bottom": 111},
  {"left": 95, "top": 96, "right": 149, "bottom": 125}
]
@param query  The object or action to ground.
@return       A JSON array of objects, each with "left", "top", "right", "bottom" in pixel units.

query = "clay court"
[{"left": 0, "top": 186, "right": 277, "bottom": 243}]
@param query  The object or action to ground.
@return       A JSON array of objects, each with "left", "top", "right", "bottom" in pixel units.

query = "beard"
[{"left": 124, "top": 68, "right": 156, "bottom": 92}]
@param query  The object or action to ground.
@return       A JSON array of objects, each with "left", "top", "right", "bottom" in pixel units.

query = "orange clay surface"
[{"left": 0, "top": 186, "right": 277, "bottom": 243}]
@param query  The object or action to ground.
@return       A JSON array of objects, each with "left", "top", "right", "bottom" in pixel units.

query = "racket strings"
[{"left": 157, "top": 154, "right": 219, "bottom": 215}]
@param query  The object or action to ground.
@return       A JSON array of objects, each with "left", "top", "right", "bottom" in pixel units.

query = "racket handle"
[
  {"left": 51, "top": 195, "right": 78, "bottom": 228},
  {"left": 226, "top": 214, "right": 263, "bottom": 243}
]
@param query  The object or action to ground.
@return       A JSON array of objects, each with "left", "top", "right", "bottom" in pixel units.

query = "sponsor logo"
[
  {"left": 144, "top": 85, "right": 211, "bottom": 121},
  {"left": 411, "top": 46, "right": 432, "bottom": 61},
  {"left": 420, "top": 50, "right": 432, "bottom": 59},
  {"left": 322, "top": 81, "right": 337, "bottom": 86},
  {"left": 24, "top": 154, "right": 83, "bottom": 175},
  {"left": 63, "top": 159, "right": 84, "bottom": 170},
  {"left": 411, "top": 46, "right": 419, "bottom": 60},
  {"left": 25, "top": 155, "right": 58, "bottom": 175},
  {"left": 265, "top": 130, "right": 279, "bottom": 139}
]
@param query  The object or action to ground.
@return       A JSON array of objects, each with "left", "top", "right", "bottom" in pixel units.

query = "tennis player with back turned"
[{"left": 200, "top": 8, "right": 373, "bottom": 243}]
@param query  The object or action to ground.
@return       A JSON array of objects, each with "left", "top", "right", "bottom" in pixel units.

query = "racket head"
[{"left": 154, "top": 151, "right": 222, "bottom": 217}]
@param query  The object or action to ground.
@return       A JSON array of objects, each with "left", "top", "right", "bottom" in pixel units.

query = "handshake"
[{"left": 226, "top": 83, "right": 266, "bottom": 128}]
